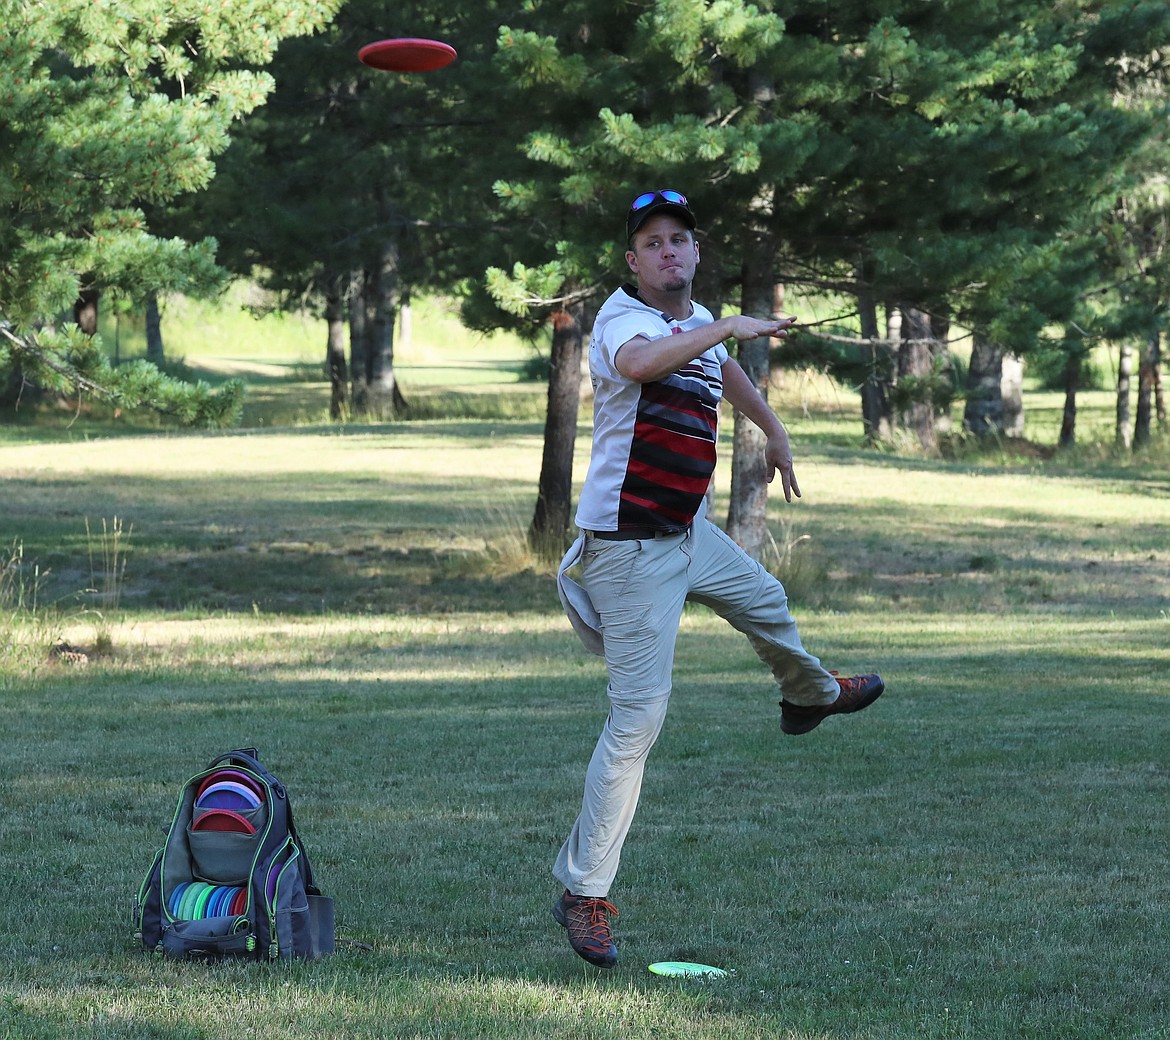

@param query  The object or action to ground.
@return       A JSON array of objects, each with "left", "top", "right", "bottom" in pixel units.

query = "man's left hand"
[{"left": 764, "top": 430, "right": 801, "bottom": 502}]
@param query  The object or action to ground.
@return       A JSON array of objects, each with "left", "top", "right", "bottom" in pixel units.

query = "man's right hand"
[{"left": 721, "top": 314, "right": 797, "bottom": 342}]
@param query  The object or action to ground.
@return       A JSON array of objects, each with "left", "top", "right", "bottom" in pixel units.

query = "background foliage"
[{"left": 3, "top": 0, "right": 1169, "bottom": 444}]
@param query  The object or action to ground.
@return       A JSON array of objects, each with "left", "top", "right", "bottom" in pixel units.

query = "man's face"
[{"left": 625, "top": 214, "right": 699, "bottom": 295}]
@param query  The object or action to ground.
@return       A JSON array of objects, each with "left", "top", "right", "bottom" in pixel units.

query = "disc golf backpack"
[{"left": 134, "top": 748, "right": 334, "bottom": 961}]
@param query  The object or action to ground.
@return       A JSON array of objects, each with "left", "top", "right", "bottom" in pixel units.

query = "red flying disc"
[
  {"left": 191, "top": 808, "right": 256, "bottom": 834},
  {"left": 229, "top": 887, "right": 248, "bottom": 916},
  {"left": 358, "top": 37, "right": 457, "bottom": 73}
]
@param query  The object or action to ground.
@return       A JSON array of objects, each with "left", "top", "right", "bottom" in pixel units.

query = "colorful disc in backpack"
[
  {"left": 219, "top": 886, "right": 239, "bottom": 917},
  {"left": 205, "top": 886, "right": 228, "bottom": 918},
  {"left": 195, "top": 769, "right": 265, "bottom": 803},
  {"left": 176, "top": 875, "right": 202, "bottom": 917},
  {"left": 223, "top": 769, "right": 265, "bottom": 801},
  {"left": 217, "top": 886, "right": 239, "bottom": 917},
  {"left": 200, "top": 884, "right": 218, "bottom": 917},
  {"left": 192, "top": 885, "right": 216, "bottom": 920},
  {"left": 190, "top": 808, "right": 256, "bottom": 833},
  {"left": 177, "top": 882, "right": 205, "bottom": 920},
  {"left": 169, "top": 882, "right": 191, "bottom": 916},
  {"left": 229, "top": 887, "right": 248, "bottom": 916},
  {"left": 266, "top": 857, "right": 286, "bottom": 903},
  {"left": 195, "top": 781, "right": 262, "bottom": 811}
]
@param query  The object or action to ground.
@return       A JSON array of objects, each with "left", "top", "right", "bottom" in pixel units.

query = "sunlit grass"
[{"left": 99, "top": 286, "right": 536, "bottom": 365}]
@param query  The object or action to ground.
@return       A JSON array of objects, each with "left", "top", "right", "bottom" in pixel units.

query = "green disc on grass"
[{"left": 648, "top": 961, "right": 729, "bottom": 979}]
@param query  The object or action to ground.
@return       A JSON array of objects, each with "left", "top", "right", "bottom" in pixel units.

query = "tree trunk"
[
  {"left": 1153, "top": 332, "right": 1165, "bottom": 429},
  {"left": 529, "top": 299, "right": 589, "bottom": 558},
  {"left": 367, "top": 239, "right": 407, "bottom": 420},
  {"left": 399, "top": 293, "right": 413, "bottom": 354},
  {"left": 1001, "top": 354, "right": 1024, "bottom": 436},
  {"left": 73, "top": 286, "right": 99, "bottom": 336},
  {"left": 697, "top": 278, "right": 725, "bottom": 518},
  {"left": 897, "top": 305, "right": 936, "bottom": 453},
  {"left": 1059, "top": 351, "right": 1080, "bottom": 449},
  {"left": 1115, "top": 342, "right": 1133, "bottom": 449},
  {"left": 325, "top": 287, "right": 348, "bottom": 421},
  {"left": 349, "top": 269, "right": 370, "bottom": 416},
  {"left": 726, "top": 249, "right": 773, "bottom": 560},
  {"left": 1134, "top": 334, "right": 1155, "bottom": 450},
  {"left": 145, "top": 292, "right": 164, "bottom": 364},
  {"left": 768, "top": 282, "right": 786, "bottom": 393},
  {"left": 931, "top": 309, "right": 955, "bottom": 434},
  {"left": 858, "top": 277, "right": 892, "bottom": 443},
  {"left": 963, "top": 333, "right": 1004, "bottom": 437}
]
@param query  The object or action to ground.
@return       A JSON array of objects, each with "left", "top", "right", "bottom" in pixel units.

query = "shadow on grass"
[
  {"left": 4, "top": 419, "right": 1168, "bottom": 625},
  {"left": 6, "top": 481, "right": 1168, "bottom": 620}
]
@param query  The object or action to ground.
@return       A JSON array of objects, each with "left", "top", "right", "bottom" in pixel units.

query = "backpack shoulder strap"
[{"left": 207, "top": 748, "right": 285, "bottom": 797}]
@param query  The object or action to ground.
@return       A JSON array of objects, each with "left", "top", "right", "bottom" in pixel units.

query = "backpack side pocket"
[
  {"left": 133, "top": 847, "right": 165, "bottom": 952},
  {"left": 256, "top": 838, "right": 329, "bottom": 960}
]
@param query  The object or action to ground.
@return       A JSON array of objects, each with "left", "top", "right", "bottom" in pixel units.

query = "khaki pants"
[{"left": 553, "top": 515, "right": 838, "bottom": 898}]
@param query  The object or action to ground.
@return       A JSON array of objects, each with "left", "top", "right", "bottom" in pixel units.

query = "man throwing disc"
[{"left": 552, "top": 189, "right": 885, "bottom": 969}]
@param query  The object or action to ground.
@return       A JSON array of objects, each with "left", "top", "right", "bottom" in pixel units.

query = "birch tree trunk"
[
  {"left": 325, "top": 287, "right": 348, "bottom": 421},
  {"left": 1001, "top": 354, "right": 1024, "bottom": 436},
  {"left": 145, "top": 291, "right": 164, "bottom": 364},
  {"left": 858, "top": 276, "right": 892, "bottom": 443},
  {"left": 349, "top": 269, "right": 370, "bottom": 416},
  {"left": 1154, "top": 333, "right": 1166, "bottom": 429},
  {"left": 932, "top": 309, "right": 955, "bottom": 434},
  {"left": 1134, "top": 334, "right": 1156, "bottom": 449},
  {"left": 1154, "top": 333, "right": 1165, "bottom": 429},
  {"left": 367, "top": 238, "right": 407, "bottom": 420},
  {"left": 1116, "top": 343, "right": 1133, "bottom": 450}
]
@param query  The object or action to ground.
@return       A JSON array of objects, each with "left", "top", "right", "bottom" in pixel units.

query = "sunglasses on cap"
[
  {"left": 626, "top": 189, "right": 696, "bottom": 240},
  {"left": 630, "top": 189, "right": 689, "bottom": 211}
]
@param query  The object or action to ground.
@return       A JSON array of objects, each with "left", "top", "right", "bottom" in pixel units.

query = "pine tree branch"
[
  {"left": 0, "top": 324, "right": 113, "bottom": 399},
  {"left": 1, "top": 323, "right": 242, "bottom": 426},
  {"left": 800, "top": 329, "right": 965, "bottom": 348},
  {"left": 514, "top": 282, "right": 604, "bottom": 309}
]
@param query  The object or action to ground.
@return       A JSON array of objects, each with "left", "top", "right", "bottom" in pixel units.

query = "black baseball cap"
[{"left": 626, "top": 189, "right": 696, "bottom": 241}]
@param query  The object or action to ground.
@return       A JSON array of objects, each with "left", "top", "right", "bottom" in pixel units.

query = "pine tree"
[
  {"left": 771, "top": 1, "right": 1170, "bottom": 446},
  {"left": 0, "top": 0, "right": 340, "bottom": 425}
]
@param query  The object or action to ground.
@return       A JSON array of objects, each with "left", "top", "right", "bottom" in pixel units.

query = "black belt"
[{"left": 587, "top": 526, "right": 689, "bottom": 541}]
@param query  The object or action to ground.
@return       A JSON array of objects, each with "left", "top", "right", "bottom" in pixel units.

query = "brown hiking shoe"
[
  {"left": 552, "top": 890, "right": 619, "bottom": 968},
  {"left": 780, "top": 673, "right": 884, "bottom": 735}
]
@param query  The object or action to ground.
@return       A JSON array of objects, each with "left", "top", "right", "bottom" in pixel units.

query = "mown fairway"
[{"left": 1, "top": 378, "right": 1168, "bottom": 1039}]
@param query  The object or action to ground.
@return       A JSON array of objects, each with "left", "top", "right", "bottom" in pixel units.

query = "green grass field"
[{"left": 1, "top": 300, "right": 1168, "bottom": 1039}]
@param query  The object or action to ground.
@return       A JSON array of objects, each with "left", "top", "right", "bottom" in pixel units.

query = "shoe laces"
[{"left": 574, "top": 897, "right": 619, "bottom": 946}]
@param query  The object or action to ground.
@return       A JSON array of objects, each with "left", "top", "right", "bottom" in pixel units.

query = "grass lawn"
[{"left": 1, "top": 311, "right": 1169, "bottom": 1039}]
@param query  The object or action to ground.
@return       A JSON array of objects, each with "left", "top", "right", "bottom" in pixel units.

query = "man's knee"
[{"left": 604, "top": 687, "right": 671, "bottom": 746}]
